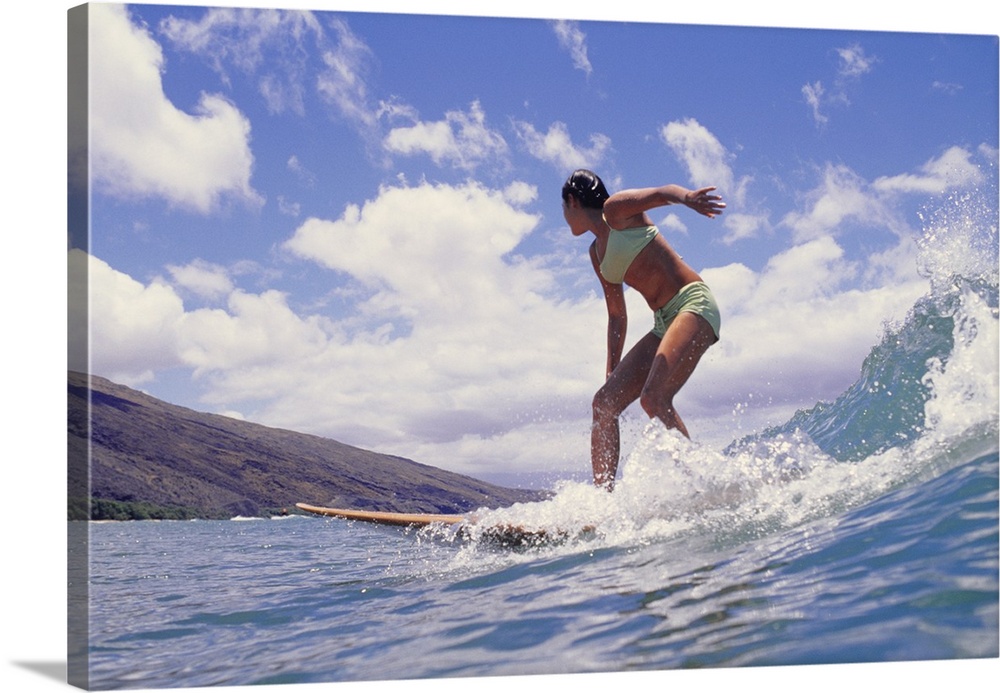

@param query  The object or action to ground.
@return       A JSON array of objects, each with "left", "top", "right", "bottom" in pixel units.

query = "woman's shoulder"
[{"left": 603, "top": 209, "right": 652, "bottom": 232}]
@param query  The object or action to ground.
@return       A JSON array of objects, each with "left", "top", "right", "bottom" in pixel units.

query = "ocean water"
[{"left": 79, "top": 194, "right": 998, "bottom": 689}]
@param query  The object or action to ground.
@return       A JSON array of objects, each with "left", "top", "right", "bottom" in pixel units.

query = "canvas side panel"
[{"left": 67, "top": 3, "right": 90, "bottom": 690}]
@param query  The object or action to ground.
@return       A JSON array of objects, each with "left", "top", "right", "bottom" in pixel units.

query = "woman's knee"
[
  {"left": 639, "top": 385, "right": 674, "bottom": 420},
  {"left": 592, "top": 386, "right": 623, "bottom": 421}
]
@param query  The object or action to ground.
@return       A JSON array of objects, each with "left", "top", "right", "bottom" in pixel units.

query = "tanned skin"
[{"left": 563, "top": 183, "right": 725, "bottom": 490}]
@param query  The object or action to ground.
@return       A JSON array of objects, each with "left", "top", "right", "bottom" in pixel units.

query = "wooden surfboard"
[
  {"left": 294, "top": 502, "right": 467, "bottom": 527},
  {"left": 295, "top": 502, "right": 595, "bottom": 547}
]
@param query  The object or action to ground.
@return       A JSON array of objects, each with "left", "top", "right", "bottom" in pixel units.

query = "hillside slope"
[{"left": 68, "top": 371, "right": 545, "bottom": 518}]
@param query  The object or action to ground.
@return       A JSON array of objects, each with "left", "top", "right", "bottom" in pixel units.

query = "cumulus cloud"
[
  {"left": 283, "top": 180, "right": 559, "bottom": 337},
  {"left": 85, "top": 181, "right": 612, "bottom": 474},
  {"left": 80, "top": 174, "right": 935, "bottom": 472},
  {"left": 700, "top": 143, "right": 992, "bottom": 434},
  {"left": 80, "top": 250, "right": 187, "bottom": 384},
  {"left": 80, "top": 247, "right": 341, "bottom": 386},
  {"left": 691, "top": 238, "right": 926, "bottom": 437},
  {"left": 89, "top": 4, "right": 262, "bottom": 213},
  {"left": 383, "top": 101, "right": 509, "bottom": 171},
  {"left": 513, "top": 120, "right": 612, "bottom": 172},
  {"left": 551, "top": 20, "right": 592, "bottom": 76},
  {"left": 75, "top": 7, "right": 990, "bottom": 482},
  {"left": 873, "top": 146, "right": 986, "bottom": 194}
]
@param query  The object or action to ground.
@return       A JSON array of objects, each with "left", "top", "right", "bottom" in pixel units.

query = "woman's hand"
[{"left": 684, "top": 187, "right": 726, "bottom": 218}]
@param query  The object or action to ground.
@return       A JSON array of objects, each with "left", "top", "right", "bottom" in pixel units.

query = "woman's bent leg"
[
  {"left": 591, "top": 333, "right": 660, "bottom": 489},
  {"left": 639, "top": 312, "right": 716, "bottom": 437}
]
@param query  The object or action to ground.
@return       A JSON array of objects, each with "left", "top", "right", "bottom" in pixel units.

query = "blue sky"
[{"left": 66, "top": 1, "right": 998, "bottom": 482}]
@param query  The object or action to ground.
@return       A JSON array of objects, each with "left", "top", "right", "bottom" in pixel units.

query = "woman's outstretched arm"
[{"left": 603, "top": 185, "right": 725, "bottom": 229}]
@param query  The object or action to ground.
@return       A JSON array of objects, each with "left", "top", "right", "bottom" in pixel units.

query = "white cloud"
[
  {"left": 662, "top": 118, "right": 735, "bottom": 192},
  {"left": 691, "top": 237, "right": 927, "bottom": 438},
  {"left": 85, "top": 181, "right": 611, "bottom": 475},
  {"left": 695, "top": 146, "right": 991, "bottom": 435},
  {"left": 166, "top": 260, "right": 235, "bottom": 301},
  {"left": 782, "top": 163, "right": 894, "bottom": 243},
  {"left": 802, "top": 80, "right": 828, "bottom": 127},
  {"left": 753, "top": 236, "right": 857, "bottom": 305},
  {"left": 317, "top": 16, "right": 379, "bottom": 131},
  {"left": 719, "top": 212, "right": 770, "bottom": 246},
  {"left": 836, "top": 43, "right": 877, "bottom": 80},
  {"left": 81, "top": 170, "right": 932, "bottom": 474},
  {"left": 551, "top": 20, "right": 593, "bottom": 76},
  {"left": 658, "top": 213, "right": 688, "bottom": 235},
  {"left": 383, "top": 101, "right": 509, "bottom": 171},
  {"left": 932, "top": 80, "right": 963, "bottom": 96},
  {"left": 81, "top": 248, "right": 336, "bottom": 384},
  {"left": 81, "top": 250, "right": 187, "bottom": 385},
  {"left": 785, "top": 148, "right": 989, "bottom": 245},
  {"left": 159, "top": 6, "right": 323, "bottom": 116},
  {"left": 176, "top": 289, "right": 336, "bottom": 376},
  {"left": 802, "top": 42, "right": 877, "bottom": 126},
  {"left": 661, "top": 118, "right": 766, "bottom": 243},
  {"left": 277, "top": 196, "right": 302, "bottom": 217},
  {"left": 872, "top": 146, "right": 985, "bottom": 195},
  {"left": 283, "top": 181, "right": 550, "bottom": 327},
  {"left": 286, "top": 154, "right": 317, "bottom": 188},
  {"left": 89, "top": 4, "right": 262, "bottom": 213},
  {"left": 513, "top": 120, "right": 611, "bottom": 172}
]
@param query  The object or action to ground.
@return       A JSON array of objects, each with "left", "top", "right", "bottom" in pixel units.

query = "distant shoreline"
[{"left": 69, "top": 370, "right": 547, "bottom": 521}]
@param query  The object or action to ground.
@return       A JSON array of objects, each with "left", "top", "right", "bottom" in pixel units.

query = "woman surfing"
[{"left": 561, "top": 170, "right": 725, "bottom": 490}]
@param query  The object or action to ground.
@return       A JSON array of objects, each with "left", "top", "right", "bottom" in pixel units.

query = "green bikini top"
[{"left": 599, "top": 221, "right": 659, "bottom": 284}]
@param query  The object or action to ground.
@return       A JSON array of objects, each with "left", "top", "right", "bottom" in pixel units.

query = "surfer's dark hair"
[{"left": 562, "top": 169, "right": 610, "bottom": 209}]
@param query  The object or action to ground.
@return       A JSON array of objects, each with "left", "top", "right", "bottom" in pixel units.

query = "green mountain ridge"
[{"left": 68, "top": 371, "right": 546, "bottom": 519}]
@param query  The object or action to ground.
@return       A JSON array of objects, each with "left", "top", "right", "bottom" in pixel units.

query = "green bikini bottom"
[{"left": 652, "top": 281, "right": 721, "bottom": 340}]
